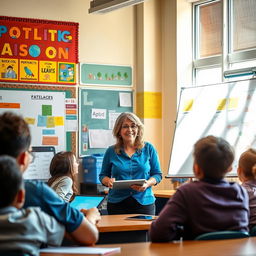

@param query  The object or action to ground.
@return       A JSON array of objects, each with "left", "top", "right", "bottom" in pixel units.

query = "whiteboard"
[
  {"left": 168, "top": 78, "right": 256, "bottom": 177},
  {"left": 0, "top": 90, "right": 66, "bottom": 153}
]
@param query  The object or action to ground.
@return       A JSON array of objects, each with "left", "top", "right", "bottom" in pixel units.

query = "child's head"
[
  {"left": 0, "top": 155, "right": 24, "bottom": 209},
  {"left": 238, "top": 148, "right": 256, "bottom": 182},
  {"left": 193, "top": 135, "right": 234, "bottom": 180},
  {"left": 48, "top": 151, "right": 78, "bottom": 193}
]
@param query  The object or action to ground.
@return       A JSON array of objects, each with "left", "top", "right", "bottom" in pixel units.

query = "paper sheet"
[
  {"left": 40, "top": 246, "right": 121, "bottom": 255},
  {"left": 89, "top": 129, "right": 115, "bottom": 148}
]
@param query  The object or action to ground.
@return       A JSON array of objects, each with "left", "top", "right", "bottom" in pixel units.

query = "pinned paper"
[
  {"left": 46, "top": 116, "right": 55, "bottom": 128},
  {"left": 42, "top": 105, "right": 52, "bottom": 116},
  {"left": 42, "top": 136, "right": 58, "bottom": 145},
  {"left": 24, "top": 117, "right": 35, "bottom": 125},
  {"left": 119, "top": 92, "right": 132, "bottom": 107},
  {"left": 42, "top": 129, "right": 55, "bottom": 135},
  {"left": 54, "top": 116, "right": 64, "bottom": 126},
  {"left": 91, "top": 109, "right": 106, "bottom": 119},
  {"left": 109, "top": 112, "right": 121, "bottom": 129},
  {"left": 89, "top": 129, "right": 115, "bottom": 148},
  {"left": 0, "top": 103, "right": 20, "bottom": 109},
  {"left": 37, "top": 115, "right": 47, "bottom": 127}
]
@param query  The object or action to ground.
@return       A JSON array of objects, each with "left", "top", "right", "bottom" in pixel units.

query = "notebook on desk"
[{"left": 70, "top": 195, "right": 105, "bottom": 210}]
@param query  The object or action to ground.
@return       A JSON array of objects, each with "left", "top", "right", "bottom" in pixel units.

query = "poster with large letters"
[{"left": 0, "top": 16, "right": 78, "bottom": 85}]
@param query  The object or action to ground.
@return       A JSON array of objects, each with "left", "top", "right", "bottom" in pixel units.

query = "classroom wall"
[
  {"left": 1, "top": 0, "right": 191, "bottom": 191},
  {"left": 0, "top": 0, "right": 135, "bottom": 66}
]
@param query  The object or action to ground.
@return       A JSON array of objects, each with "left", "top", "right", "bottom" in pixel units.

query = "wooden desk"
[
  {"left": 154, "top": 189, "right": 176, "bottom": 198},
  {"left": 154, "top": 189, "right": 176, "bottom": 214},
  {"left": 41, "top": 237, "right": 256, "bottom": 256},
  {"left": 96, "top": 214, "right": 152, "bottom": 244}
]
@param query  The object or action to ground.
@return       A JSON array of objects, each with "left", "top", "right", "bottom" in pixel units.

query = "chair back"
[
  {"left": 250, "top": 226, "right": 256, "bottom": 236},
  {"left": 195, "top": 231, "right": 249, "bottom": 240}
]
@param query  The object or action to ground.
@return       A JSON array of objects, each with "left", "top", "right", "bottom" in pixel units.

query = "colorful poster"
[
  {"left": 80, "top": 63, "right": 132, "bottom": 86},
  {"left": 39, "top": 61, "right": 57, "bottom": 83},
  {"left": 19, "top": 59, "right": 38, "bottom": 81},
  {"left": 58, "top": 62, "right": 75, "bottom": 83},
  {"left": 0, "top": 58, "right": 18, "bottom": 80},
  {"left": 0, "top": 16, "right": 78, "bottom": 85}
]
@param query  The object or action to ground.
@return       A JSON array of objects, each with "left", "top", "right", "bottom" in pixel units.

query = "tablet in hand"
[{"left": 112, "top": 179, "right": 146, "bottom": 189}]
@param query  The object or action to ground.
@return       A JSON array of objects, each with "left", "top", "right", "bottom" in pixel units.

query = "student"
[
  {"left": 99, "top": 112, "right": 162, "bottom": 215},
  {"left": 48, "top": 151, "right": 78, "bottom": 202},
  {"left": 149, "top": 135, "right": 249, "bottom": 241},
  {"left": 0, "top": 112, "right": 101, "bottom": 245},
  {"left": 0, "top": 155, "right": 65, "bottom": 256},
  {"left": 237, "top": 148, "right": 256, "bottom": 229}
]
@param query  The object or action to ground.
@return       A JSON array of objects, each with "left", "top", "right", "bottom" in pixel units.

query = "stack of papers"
[{"left": 40, "top": 246, "right": 121, "bottom": 255}]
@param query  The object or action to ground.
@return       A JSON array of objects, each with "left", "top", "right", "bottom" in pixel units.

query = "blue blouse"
[{"left": 99, "top": 142, "right": 162, "bottom": 205}]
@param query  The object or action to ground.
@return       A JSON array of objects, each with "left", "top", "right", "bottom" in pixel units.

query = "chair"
[
  {"left": 0, "top": 252, "right": 30, "bottom": 256},
  {"left": 249, "top": 225, "right": 256, "bottom": 236},
  {"left": 195, "top": 231, "right": 249, "bottom": 240}
]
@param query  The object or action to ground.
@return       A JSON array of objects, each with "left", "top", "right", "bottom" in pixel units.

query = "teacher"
[{"left": 99, "top": 112, "right": 162, "bottom": 215}]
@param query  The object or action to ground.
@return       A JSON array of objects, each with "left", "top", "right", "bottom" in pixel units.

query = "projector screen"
[{"left": 167, "top": 78, "right": 256, "bottom": 177}]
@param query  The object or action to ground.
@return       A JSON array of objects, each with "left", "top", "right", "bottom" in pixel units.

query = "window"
[{"left": 193, "top": 0, "right": 256, "bottom": 85}]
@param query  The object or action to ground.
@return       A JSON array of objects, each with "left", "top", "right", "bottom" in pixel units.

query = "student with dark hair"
[
  {"left": 0, "top": 155, "right": 65, "bottom": 255},
  {"left": 150, "top": 135, "right": 249, "bottom": 241},
  {"left": 48, "top": 151, "right": 78, "bottom": 202},
  {"left": 237, "top": 148, "right": 256, "bottom": 229},
  {"left": 0, "top": 112, "right": 100, "bottom": 246}
]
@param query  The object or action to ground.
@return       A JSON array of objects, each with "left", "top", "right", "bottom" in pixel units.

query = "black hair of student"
[
  {"left": 0, "top": 155, "right": 23, "bottom": 208},
  {"left": 0, "top": 112, "right": 31, "bottom": 158},
  {"left": 194, "top": 135, "right": 234, "bottom": 180}
]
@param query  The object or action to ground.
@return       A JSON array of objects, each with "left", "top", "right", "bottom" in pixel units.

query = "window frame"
[{"left": 192, "top": 0, "right": 256, "bottom": 85}]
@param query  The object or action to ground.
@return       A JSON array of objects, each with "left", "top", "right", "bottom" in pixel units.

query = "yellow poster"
[
  {"left": 39, "top": 61, "right": 57, "bottom": 82},
  {"left": 20, "top": 59, "right": 38, "bottom": 81},
  {"left": 0, "top": 58, "right": 18, "bottom": 80},
  {"left": 136, "top": 92, "right": 162, "bottom": 119}
]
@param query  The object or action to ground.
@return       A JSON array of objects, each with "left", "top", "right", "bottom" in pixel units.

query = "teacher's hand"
[
  {"left": 104, "top": 177, "right": 115, "bottom": 188},
  {"left": 131, "top": 180, "right": 149, "bottom": 192}
]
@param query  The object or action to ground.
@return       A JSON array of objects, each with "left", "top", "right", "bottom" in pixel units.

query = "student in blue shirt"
[
  {"left": 99, "top": 112, "right": 162, "bottom": 215},
  {"left": 0, "top": 155, "right": 65, "bottom": 256},
  {"left": 0, "top": 112, "right": 101, "bottom": 246}
]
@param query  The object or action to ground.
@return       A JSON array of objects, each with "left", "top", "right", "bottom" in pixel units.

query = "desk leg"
[{"left": 97, "top": 230, "right": 149, "bottom": 244}]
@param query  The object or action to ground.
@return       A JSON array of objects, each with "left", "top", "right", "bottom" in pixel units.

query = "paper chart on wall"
[{"left": 0, "top": 90, "right": 66, "bottom": 152}]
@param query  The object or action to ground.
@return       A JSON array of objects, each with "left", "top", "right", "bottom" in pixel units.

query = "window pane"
[
  {"left": 233, "top": 0, "right": 256, "bottom": 52},
  {"left": 196, "top": 67, "right": 222, "bottom": 85},
  {"left": 199, "top": 1, "right": 222, "bottom": 58}
]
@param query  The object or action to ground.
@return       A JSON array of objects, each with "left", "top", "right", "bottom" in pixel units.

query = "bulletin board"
[
  {"left": 79, "top": 87, "right": 133, "bottom": 156},
  {"left": 0, "top": 84, "right": 76, "bottom": 153},
  {"left": 167, "top": 78, "right": 256, "bottom": 178}
]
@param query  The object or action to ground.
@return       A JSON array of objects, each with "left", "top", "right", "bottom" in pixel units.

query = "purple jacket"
[{"left": 150, "top": 179, "right": 249, "bottom": 241}]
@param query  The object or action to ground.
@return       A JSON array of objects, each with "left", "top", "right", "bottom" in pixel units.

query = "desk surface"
[
  {"left": 153, "top": 189, "right": 176, "bottom": 198},
  {"left": 40, "top": 237, "right": 256, "bottom": 256},
  {"left": 97, "top": 214, "right": 152, "bottom": 232}
]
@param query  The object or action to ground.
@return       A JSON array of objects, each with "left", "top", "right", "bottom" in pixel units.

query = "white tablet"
[{"left": 112, "top": 179, "right": 146, "bottom": 189}]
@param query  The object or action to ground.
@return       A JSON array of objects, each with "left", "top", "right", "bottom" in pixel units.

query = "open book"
[{"left": 40, "top": 246, "right": 121, "bottom": 255}]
